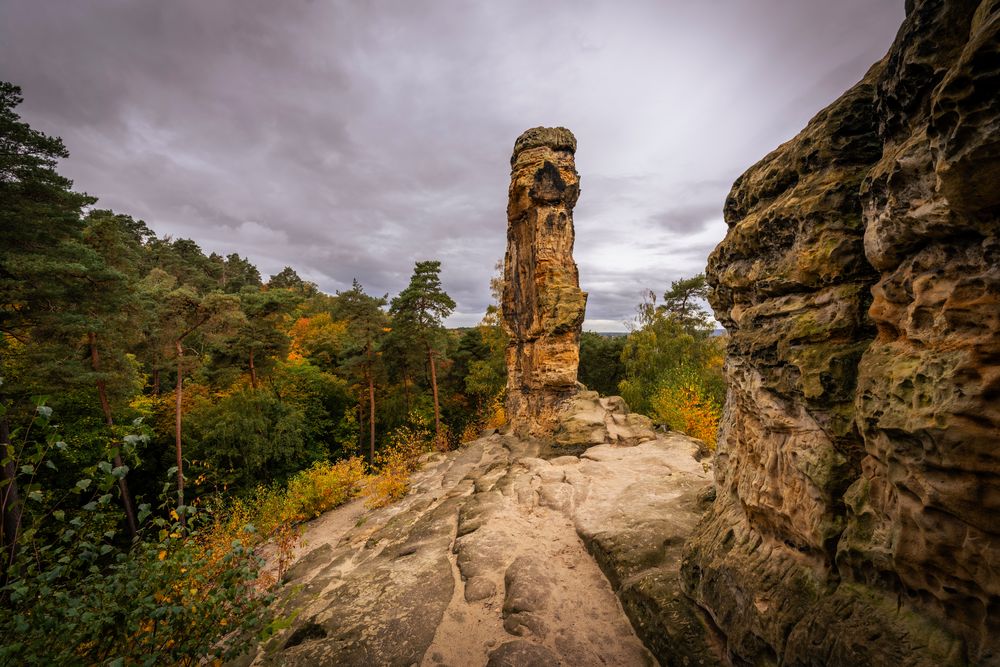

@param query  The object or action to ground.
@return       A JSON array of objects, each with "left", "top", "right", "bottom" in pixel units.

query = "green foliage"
[
  {"left": 619, "top": 276, "right": 725, "bottom": 439},
  {"left": 661, "top": 273, "right": 710, "bottom": 329},
  {"left": 185, "top": 387, "right": 313, "bottom": 491},
  {"left": 149, "top": 358, "right": 356, "bottom": 495},
  {"left": 579, "top": 332, "right": 626, "bottom": 396},
  {"left": 0, "top": 401, "right": 270, "bottom": 665},
  {"left": 267, "top": 266, "right": 317, "bottom": 296}
]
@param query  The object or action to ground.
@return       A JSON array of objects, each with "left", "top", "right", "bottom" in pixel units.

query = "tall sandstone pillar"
[{"left": 502, "top": 127, "right": 587, "bottom": 436}]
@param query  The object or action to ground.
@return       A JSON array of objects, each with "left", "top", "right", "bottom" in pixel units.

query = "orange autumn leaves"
[{"left": 650, "top": 380, "right": 722, "bottom": 448}]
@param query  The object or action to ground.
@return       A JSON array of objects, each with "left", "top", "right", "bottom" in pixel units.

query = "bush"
[
  {"left": 649, "top": 366, "right": 722, "bottom": 448},
  {"left": 276, "top": 458, "right": 367, "bottom": 524},
  {"left": 0, "top": 403, "right": 270, "bottom": 666},
  {"left": 364, "top": 423, "right": 433, "bottom": 509}
]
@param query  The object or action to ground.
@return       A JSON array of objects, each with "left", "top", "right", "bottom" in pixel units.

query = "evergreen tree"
[
  {"left": 389, "top": 261, "right": 455, "bottom": 446},
  {"left": 226, "top": 286, "right": 294, "bottom": 389},
  {"left": 0, "top": 81, "right": 96, "bottom": 569},
  {"left": 79, "top": 210, "right": 154, "bottom": 536},
  {"left": 267, "top": 266, "right": 317, "bottom": 296},
  {"left": 333, "top": 280, "right": 388, "bottom": 464},
  {"left": 661, "top": 273, "right": 711, "bottom": 334}
]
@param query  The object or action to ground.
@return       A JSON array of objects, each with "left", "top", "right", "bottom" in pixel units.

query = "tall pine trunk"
[
  {"left": 89, "top": 332, "right": 138, "bottom": 538},
  {"left": 174, "top": 339, "right": 186, "bottom": 529},
  {"left": 368, "top": 370, "right": 376, "bottom": 464},
  {"left": 366, "top": 342, "right": 376, "bottom": 464},
  {"left": 402, "top": 366, "right": 411, "bottom": 414},
  {"left": 249, "top": 347, "right": 257, "bottom": 390},
  {"left": 0, "top": 418, "right": 22, "bottom": 580},
  {"left": 428, "top": 345, "right": 443, "bottom": 449},
  {"left": 358, "top": 402, "right": 366, "bottom": 463}
]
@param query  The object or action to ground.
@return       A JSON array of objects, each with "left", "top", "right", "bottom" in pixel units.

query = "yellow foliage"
[
  {"left": 288, "top": 313, "right": 348, "bottom": 364},
  {"left": 650, "top": 383, "right": 721, "bottom": 449},
  {"left": 459, "top": 422, "right": 480, "bottom": 444},
  {"left": 278, "top": 458, "right": 368, "bottom": 523},
  {"left": 189, "top": 458, "right": 367, "bottom": 588},
  {"left": 483, "top": 392, "right": 506, "bottom": 430},
  {"left": 459, "top": 391, "right": 506, "bottom": 445},
  {"left": 364, "top": 425, "right": 432, "bottom": 508}
]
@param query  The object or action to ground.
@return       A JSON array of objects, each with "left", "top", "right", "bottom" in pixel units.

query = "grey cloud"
[
  {"left": 0, "top": 0, "right": 904, "bottom": 332},
  {"left": 650, "top": 203, "right": 723, "bottom": 234}
]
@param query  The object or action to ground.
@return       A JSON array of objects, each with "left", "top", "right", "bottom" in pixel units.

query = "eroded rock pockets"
[
  {"left": 503, "top": 126, "right": 588, "bottom": 437},
  {"left": 685, "top": 1, "right": 1000, "bottom": 664},
  {"left": 238, "top": 428, "right": 720, "bottom": 666}
]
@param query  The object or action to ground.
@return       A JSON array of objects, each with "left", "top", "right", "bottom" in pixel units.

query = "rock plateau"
[{"left": 240, "top": 432, "right": 718, "bottom": 666}]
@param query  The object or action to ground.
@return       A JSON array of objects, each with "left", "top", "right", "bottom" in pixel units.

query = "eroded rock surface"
[
  {"left": 503, "top": 127, "right": 588, "bottom": 436},
  {"left": 245, "top": 427, "right": 718, "bottom": 666},
  {"left": 684, "top": 1, "right": 1000, "bottom": 664},
  {"left": 552, "top": 389, "right": 658, "bottom": 449}
]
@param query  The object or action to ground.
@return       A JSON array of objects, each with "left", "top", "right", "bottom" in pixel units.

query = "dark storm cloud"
[{"left": 0, "top": 0, "right": 904, "bottom": 330}]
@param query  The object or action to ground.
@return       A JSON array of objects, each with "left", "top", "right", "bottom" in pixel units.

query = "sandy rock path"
[{"left": 241, "top": 432, "right": 719, "bottom": 666}]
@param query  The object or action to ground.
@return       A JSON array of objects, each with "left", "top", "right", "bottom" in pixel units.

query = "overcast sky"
[{"left": 0, "top": 1, "right": 903, "bottom": 330}]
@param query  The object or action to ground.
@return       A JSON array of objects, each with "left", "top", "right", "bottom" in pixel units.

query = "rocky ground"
[{"left": 236, "top": 395, "right": 721, "bottom": 666}]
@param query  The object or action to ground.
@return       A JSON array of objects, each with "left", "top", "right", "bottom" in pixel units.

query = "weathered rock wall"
[
  {"left": 503, "top": 127, "right": 588, "bottom": 436},
  {"left": 683, "top": 1, "right": 999, "bottom": 664}
]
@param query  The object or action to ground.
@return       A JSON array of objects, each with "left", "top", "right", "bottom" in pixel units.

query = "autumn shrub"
[
  {"left": 649, "top": 366, "right": 722, "bottom": 448},
  {"left": 277, "top": 458, "right": 367, "bottom": 523},
  {"left": 200, "top": 457, "right": 367, "bottom": 586},
  {"left": 460, "top": 390, "right": 506, "bottom": 444},
  {"left": 484, "top": 391, "right": 506, "bottom": 431},
  {"left": 364, "top": 423, "right": 433, "bottom": 508}
]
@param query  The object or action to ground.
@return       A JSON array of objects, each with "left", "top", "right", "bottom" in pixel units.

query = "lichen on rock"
[
  {"left": 502, "top": 126, "right": 588, "bottom": 437},
  {"left": 683, "top": 1, "right": 1000, "bottom": 664}
]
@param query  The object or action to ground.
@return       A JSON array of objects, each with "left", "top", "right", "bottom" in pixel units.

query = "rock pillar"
[{"left": 502, "top": 127, "right": 587, "bottom": 436}]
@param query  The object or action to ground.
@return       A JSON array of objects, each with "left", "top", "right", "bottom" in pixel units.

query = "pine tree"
[
  {"left": 389, "top": 261, "right": 455, "bottom": 447},
  {"left": 333, "top": 280, "right": 388, "bottom": 464},
  {"left": 0, "top": 81, "right": 95, "bottom": 569},
  {"left": 140, "top": 271, "right": 242, "bottom": 526},
  {"left": 79, "top": 210, "right": 155, "bottom": 537}
]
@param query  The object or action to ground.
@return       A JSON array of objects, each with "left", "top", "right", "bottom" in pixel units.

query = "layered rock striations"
[
  {"left": 683, "top": 1, "right": 1000, "bottom": 664},
  {"left": 503, "top": 127, "right": 588, "bottom": 436}
]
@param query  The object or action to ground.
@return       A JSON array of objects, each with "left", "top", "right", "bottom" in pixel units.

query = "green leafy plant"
[{"left": 0, "top": 400, "right": 272, "bottom": 665}]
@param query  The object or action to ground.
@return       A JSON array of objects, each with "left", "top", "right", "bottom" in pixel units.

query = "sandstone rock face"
[
  {"left": 684, "top": 2, "right": 1000, "bottom": 665},
  {"left": 245, "top": 431, "right": 718, "bottom": 666},
  {"left": 503, "top": 127, "right": 588, "bottom": 436},
  {"left": 552, "top": 389, "right": 658, "bottom": 449}
]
